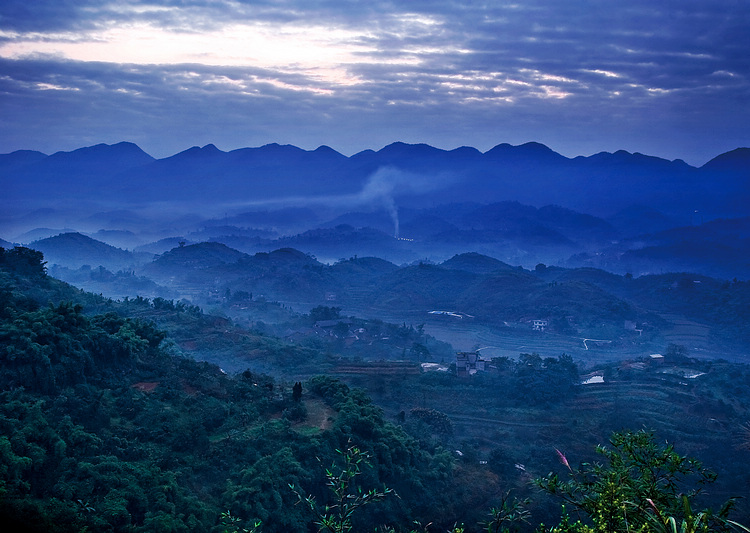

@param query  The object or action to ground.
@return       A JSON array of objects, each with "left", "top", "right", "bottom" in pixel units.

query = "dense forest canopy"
[{"left": 1, "top": 247, "right": 749, "bottom": 532}]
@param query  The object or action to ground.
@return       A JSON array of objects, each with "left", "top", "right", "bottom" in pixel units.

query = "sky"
[{"left": 0, "top": 0, "right": 748, "bottom": 166}]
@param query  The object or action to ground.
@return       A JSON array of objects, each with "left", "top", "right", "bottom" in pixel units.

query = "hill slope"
[{"left": 30, "top": 232, "right": 150, "bottom": 270}]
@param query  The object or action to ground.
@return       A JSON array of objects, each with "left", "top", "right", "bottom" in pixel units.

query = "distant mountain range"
[
  {"left": 29, "top": 231, "right": 154, "bottom": 271},
  {"left": 2, "top": 140, "right": 748, "bottom": 279},
  {"left": 18, "top": 234, "right": 749, "bottom": 355},
  {"left": 3, "top": 141, "right": 749, "bottom": 223},
  {"left": 11, "top": 197, "right": 750, "bottom": 280}
]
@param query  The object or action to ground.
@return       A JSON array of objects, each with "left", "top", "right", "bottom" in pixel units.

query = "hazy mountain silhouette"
[
  {"left": 112, "top": 143, "right": 355, "bottom": 203},
  {"left": 145, "top": 241, "right": 250, "bottom": 274},
  {"left": 702, "top": 147, "right": 750, "bottom": 172},
  {"left": 4, "top": 141, "right": 748, "bottom": 222},
  {"left": 4, "top": 140, "right": 748, "bottom": 279},
  {"left": 565, "top": 216, "right": 750, "bottom": 279},
  {"left": 14, "top": 227, "right": 749, "bottom": 349},
  {"left": 0, "top": 149, "right": 46, "bottom": 171},
  {"left": 30, "top": 232, "right": 150, "bottom": 270},
  {"left": 5, "top": 142, "right": 154, "bottom": 208},
  {"left": 13, "top": 227, "right": 77, "bottom": 244},
  {"left": 440, "top": 252, "right": 517, "bottom": 274},
  {"left": 606, "top": 206, "right": 680, "bottom": 237}
]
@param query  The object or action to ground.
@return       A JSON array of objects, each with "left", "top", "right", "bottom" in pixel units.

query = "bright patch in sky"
[
  {"left": 0, "top": 0, "right": 747, "bottom": 163},
  {"left": 584, "top": 69, "right": 622, "bottom": 78},
  {"left": 36, "top": 82, "right": 80, "bottom": 91},
  {"left": 0, "top": 22, "right": 378, "bottom": 87}
]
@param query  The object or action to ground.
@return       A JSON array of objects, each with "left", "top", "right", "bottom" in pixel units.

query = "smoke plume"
[{"left": 226, "top": 165, "right": 451, "bottom": 238}]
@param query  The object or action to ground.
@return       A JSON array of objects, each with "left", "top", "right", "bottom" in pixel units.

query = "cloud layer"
[{"left": 1, "top": 0, "right": 748, "bottom": 164}]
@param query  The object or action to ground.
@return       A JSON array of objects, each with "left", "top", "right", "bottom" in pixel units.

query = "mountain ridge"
[
  {"left": 25, "top": 232, "right": 748, "bottom": 352},
  {"left": 3, "top": 140, "right": 749, "bottom": 253},
  {"left": 7, "top": 139, "right": 747, "bottom": 170}
]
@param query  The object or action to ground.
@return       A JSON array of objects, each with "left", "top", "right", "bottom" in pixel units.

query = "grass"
[{"left": 293, "top": 397, "right": 336, "bottom": 433}]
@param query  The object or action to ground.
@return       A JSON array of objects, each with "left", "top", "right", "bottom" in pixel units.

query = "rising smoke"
[
  {"left": 357, "top": 167, "right": 401, "bottom": 237},
  {"left": 225, "top": 166, "right": 451, "bottom": 238}
]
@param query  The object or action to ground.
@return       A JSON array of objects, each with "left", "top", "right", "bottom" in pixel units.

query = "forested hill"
[
  {"left": 0, "top": 247, "right": 470, "bottom": 532},
  {"left": 2, "top": 247, "right": 749, "bottom": 532}
]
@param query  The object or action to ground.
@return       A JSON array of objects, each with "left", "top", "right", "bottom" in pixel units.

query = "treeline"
[{"left": 488, "top": 353, "right": 580, "bottom": 406}]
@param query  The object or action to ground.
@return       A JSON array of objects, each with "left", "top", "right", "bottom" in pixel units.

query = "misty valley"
[{"left": 1, "top": 141, "right": 750, "bottom": 532}]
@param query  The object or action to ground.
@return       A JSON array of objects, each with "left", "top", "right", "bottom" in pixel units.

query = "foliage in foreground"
[
  {"left": 236, "top": 432, "right": 748, "bottom": 533},
  {"left": 535, "top": 430, "right": 747, "bottom": 533},
  {"left": 292, "top": 443, "right": 393, "bottom": 533}
]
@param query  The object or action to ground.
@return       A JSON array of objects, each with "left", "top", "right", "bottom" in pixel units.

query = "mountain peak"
[
  {"left": 484, "top": 141, "right": 565, "bottom": 161},
  {"left": 441, "top": 252, "right": 515, "bottom": 274},
  {"left": 519, "top": 141, "right": 556, "bottom": 152},
  {"left": 313, "top": 145, "right": 340, "bottom": 154},
  {"left": 49, "top": 142, "right": 152, "bottom": 160},
  {"left": 378, "top": 141, "right": 445, "bottom": 154},
  {"left": 0, "top": 149, "right": 48, "bottom": 170},
  {"left": 165, "top": 143, "right": 225, "bottom": 161},
  {"left": 702, "top": 147, "right": 750, "bottom": 171},
  {"left": 33, "top": 231, "right": 108, "bottom": 246}
]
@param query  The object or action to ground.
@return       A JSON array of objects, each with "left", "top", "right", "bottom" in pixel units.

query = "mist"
[{"left": 218, "top": 166, "right": 454, "bottom": 238}]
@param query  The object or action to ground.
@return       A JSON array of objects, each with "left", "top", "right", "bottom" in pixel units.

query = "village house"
[
  {"left": 649, "top": 353, "right": 665, "bottom": 364},
  {"left": 313, "top": 318, "right": 353, "bottom": 337},
  {"left": 579, "top": 371, "right": 605, "bottom": 385},
  {"left": 456, "top": 351, "right": 488, "bottom": 375}
]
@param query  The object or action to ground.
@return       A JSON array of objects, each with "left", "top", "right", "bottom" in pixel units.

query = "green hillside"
[
  {"left": 2, "top": 246, "right": 749, "bottom": 532},
  {"left": 0, "top": 248, "right": 465, "bottom": 532}
]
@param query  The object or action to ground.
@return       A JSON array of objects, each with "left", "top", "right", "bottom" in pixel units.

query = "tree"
[
  {"left": 665, "top": 343, "right": 690, "bottom": 363},
  {"left": 409, "top": 408, "right": 453, "bottom": 436},
  {"left": 225, "top": 447, "right": 310, "bottom": 532},
  {"left": 410, "top": 342, "right": 430, "bottom": 362},
  {"left": 310, "top": 306, "right": 342, "bottom": 322},
  {"left": 484, "top": 492, "right": 530, "bottom": 533},
  {"left": 293, "top": 443, "right": 393, "bottom": 533},
  {"left": 535, "top": 430, "right": 741, "bottom": 532},
  {"left": 292, "top": 382, "right": 303, "bottom": 402},
  {"left": 0, "top": 246, "right": 47, "bottom": 277}
]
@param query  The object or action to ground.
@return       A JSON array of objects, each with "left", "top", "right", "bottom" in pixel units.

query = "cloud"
[{"left": 0, "top": 1, "right": 749, "bottom": 165}]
